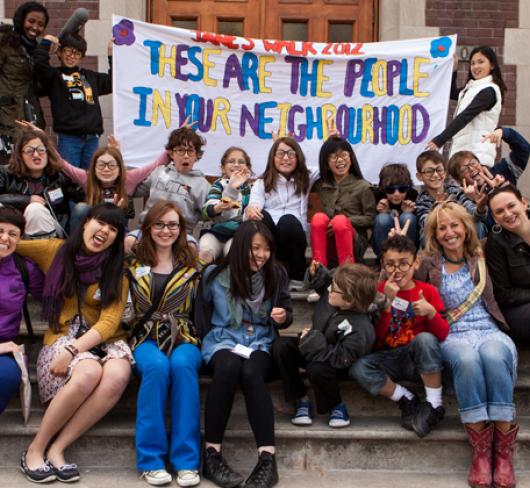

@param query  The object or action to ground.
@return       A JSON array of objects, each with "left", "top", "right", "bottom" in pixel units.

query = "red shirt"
[{"left": 375, "top": 279, "right": 449, "bottom": 349}]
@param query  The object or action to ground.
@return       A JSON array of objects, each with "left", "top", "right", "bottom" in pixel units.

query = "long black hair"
[
  {"left": 206, "top": 220, "right": 280, "bottom": 301},
  {"left": 60, "top": 202, "right": 126, "bottom": 307},
  {"left": 319, "top": 136, "right": 363, "bottom": 185},
  {"left": 468, "top": 46, "right": 507, "bottom": 100}
]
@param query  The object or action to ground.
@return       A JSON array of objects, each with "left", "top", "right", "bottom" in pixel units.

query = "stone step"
[
  {"left": 6, "top": 468, "right": 525, "bottom": 488},
  {"left": 2, "top": 412, "right": 530, "bottom": 473}
]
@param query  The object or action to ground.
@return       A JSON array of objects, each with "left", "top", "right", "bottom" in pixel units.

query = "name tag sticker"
[
  {"left": 47, "top": 188, "right": 64, "bottom": 203},
  {"left": 232, "top": 344, "right": 253, "bottom": 359},
  {"left": 392, "top": 297, "right": 409, "bottom": 312},
  {"left": 93, "top": 288, "right": 101, "bottom": 300},
  {"left": 135, "top": 266, "right": 151, "bottom": 279}
]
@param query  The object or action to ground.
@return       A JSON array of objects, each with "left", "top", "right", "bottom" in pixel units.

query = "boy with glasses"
[
  {"left": 350, "top": 235, "right": 449, "bottom": 438},
  {"left": 414, "top": 150, "right": 488, "bottom": 245},
  {"left": 33, "top": 32, "right": 113, "bottom": 168}
]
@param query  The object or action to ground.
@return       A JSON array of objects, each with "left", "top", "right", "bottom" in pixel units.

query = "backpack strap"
[{"left": 13, "top": 253, "right": 34, "bottom": 342}]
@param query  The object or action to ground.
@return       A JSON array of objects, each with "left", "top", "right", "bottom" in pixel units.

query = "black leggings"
[
  {"left": 205, "top": 349, "right": 275, "bottom": 447},
  {"left": 261, "top": 211, "right": 307, "bottom": 281}
]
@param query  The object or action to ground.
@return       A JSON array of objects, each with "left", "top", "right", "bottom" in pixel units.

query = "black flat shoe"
[
  {"left": 48, "top": 459, "right": 81, "bottom": 483},
  {"left": 20, "top": 451, "right": 57, "bottom": 483}
]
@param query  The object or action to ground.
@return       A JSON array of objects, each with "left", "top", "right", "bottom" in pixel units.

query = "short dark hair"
[
  {"left": 416, "top": 150, "right": 446, "bottom": 173},
  {"left": 165, "top": 127, "right": 205, "bottom": 160},
  {"left": 0, "top": 206, "right": 26, "bottom": 235},
  {"left": 13, "top": 2, "right": 49, "bottom": 34},
  {"left": 59, "top": 32, "right": 87, "bottom": 56},
  {"left": 378, "top": 163, "right": 413, "bottom": 188},
  {"left": 333, "top": 263, "right": 378, "bottom": 313},
  {"left": 380, "top": 235, "right": 417, "bottom": 260},
  {"left": 488, "top": 183, "right": 523, "bottom": 206}
]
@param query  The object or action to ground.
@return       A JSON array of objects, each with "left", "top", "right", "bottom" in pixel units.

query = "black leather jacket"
[{"left": 0, "top": 166, "right": 85, "bottom": 229}]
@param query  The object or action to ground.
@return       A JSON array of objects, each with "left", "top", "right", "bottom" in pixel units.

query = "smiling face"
[
  {"left": 435, "top": 213, "right": 467, "bottom": 256},
  {"left": 249, "top": 232, "right": 271, "bottom": 272},
  {"left": 58, "top": 46, "right": 83, "bottom": 68},
  {"left": 22, "top": 137, "right": 48, "bottom": 177},
  {"left": 417, "top": 160, "right": 446, "bottom": 193},
  {"left": 0, "top": 222, "right": 21, "bottom": 260},
  {"left": 150, "top": 209, "right": 180, "bottom": 250},
  {"left": 23, "top": 10, "right": 46, "bottom": 40},
  {"left": 222, "top": 149, "right": 248, "bottom": 177},
  {"left": 458, "top": 157, "right": 484, "bottom": 186},
  {"left": 82, "top": 218, "right": 118, "bottom": 254},
  {"left": 94, "top": 152, "right": 120, "bottom": 185},
  {"left": 170, "top": 143, "right": 198, "bottom": 173},
  {"left": 273, "top": 142, "right": 298, "bottom": 177},
  {"left": 489, "top": 192, "right": 529, "bottom": 234},
  {"left": 328, "top": 150, "right": 351, "bottom": 182},
  {"left": 381, "top": 249, "right": 417, "bottom": 291},
  {"left": 470, "top": 52, "right": 493, "bottom": 81}
]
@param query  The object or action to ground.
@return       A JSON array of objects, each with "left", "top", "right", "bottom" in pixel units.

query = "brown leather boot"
[
  {"left": 466, "top": 423, "right": 494, "bottom": 488},
  {"left": 493, "top": 424, "right": 518, "bottom": 488}
]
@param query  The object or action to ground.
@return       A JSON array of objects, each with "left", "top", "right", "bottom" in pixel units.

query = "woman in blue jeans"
[
  {"left": 0, "top": 206, "right": 44, "bottom": 414},
  {"left": 417, "top": 201, "right": 517, "bottom": 488},
  {"left": 127, "top": 201, "right": 201, "bottom": 487}
]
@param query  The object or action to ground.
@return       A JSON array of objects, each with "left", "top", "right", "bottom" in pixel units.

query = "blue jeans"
[
  {"left": 57, "top": 133, "right": 100, "bottom": 169},
  {"left": 0, "top": 354, "right": 21, "bottom": 415},
  {"left": 350, "top": 333, "right": 443, "bottom": 395},
  {"left": 373, "top": 212, "right": 417, "bottom": 257},
  {"left": 69, "top": 202, "right": 91, "bottom": 233},
  {"left": 133, "top": 341, "right": 202, "bottom": 471},
  {"left": 442, "top": 339, "right": 516, "bottom": 424}
]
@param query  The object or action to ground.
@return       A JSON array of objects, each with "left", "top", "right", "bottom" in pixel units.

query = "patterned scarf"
[{"left": 445, "top": 256, "right": 487, "bottom": 325}]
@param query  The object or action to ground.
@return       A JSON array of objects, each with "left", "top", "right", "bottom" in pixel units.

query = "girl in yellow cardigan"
[{"left": 17, "top": 202, "right": 132, "bottom": 484}]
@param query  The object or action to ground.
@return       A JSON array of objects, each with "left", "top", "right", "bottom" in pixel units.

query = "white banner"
[{"left": 112, "top": 16, "right": 456, "bottom": 182}]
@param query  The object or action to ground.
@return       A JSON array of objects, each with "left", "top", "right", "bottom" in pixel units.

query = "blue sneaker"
[
  {"left": 329, "top": 403, "right": 350, "bottom": 428},
  {"left": 291, "top": 400, "right": 313, "bottom": 426}
]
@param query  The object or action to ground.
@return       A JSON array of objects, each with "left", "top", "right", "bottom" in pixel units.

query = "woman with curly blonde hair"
[{"left": 417, "top": 201, "right": 517, "bottom": 488}]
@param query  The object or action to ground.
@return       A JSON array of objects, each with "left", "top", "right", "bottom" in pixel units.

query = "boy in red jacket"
[{"left": 350, "top": 235, "right": 449, "bottom": 438}]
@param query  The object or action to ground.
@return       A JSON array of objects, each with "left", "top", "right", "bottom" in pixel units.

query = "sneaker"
[
  {"left": 289, "top": 279, "right": 307, "bottom": 291},
  {"left": 203, "top": 447, "right": 243, "bottom": 488},
  {"left": 328, "top": 403, "right": 350, "bottom": 428},
  {"left": 49, "top": 460, "right": 80, "bottom": 483},
  {"left": 244, "top": 451, "right": 279, "bottom": 488},
  {"left": 306, "top": 290, "right": 320, "bottom": 303},
  {"left": 141, "top": 469, "right": 172, "bottom": 486},
  {"left": 412, "top": 401, "right": 445, "bottom": 438},
  {"left": 398, "top": 395, "right": 420, "bottom": 431},
  {"left": 291, "top": 401, "right": 313, "bottom": 426},
  {"left": 177, "top": 470, "right": 200, "bottom": 487}
]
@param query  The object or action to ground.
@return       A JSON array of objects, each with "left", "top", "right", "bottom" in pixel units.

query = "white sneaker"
[
  {"left": 141, "top": 469, "right": 172, "bottom": 486},
  {"left": 306, "top": 290, "right": 320, "bottom": 303},
  {"left": 177, "top": 470, "right": 200, "bottom": 487}
]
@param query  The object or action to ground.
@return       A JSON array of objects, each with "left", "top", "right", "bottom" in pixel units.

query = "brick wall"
[
  {"left": 426, "top": 0, "right": 518, "bottom": 126},
  {"left": 5, "top": 0, "right": 101, "bottom": 133}
]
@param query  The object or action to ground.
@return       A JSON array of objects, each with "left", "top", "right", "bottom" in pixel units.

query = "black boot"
[
  {"left": 203, "top": 447, "right": 244, "bottom": 488},
  {"left": 244, "top": 451, "right": 279, "bottom": 488}
]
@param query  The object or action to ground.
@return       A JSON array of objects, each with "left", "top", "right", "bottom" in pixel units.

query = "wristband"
[{"left": 64, "top": 344, "right": 79, "bottom": 357}]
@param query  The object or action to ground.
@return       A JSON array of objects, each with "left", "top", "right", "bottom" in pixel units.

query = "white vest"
[{"left": 449, "top": 75, "right": 502, "bottom": 167}]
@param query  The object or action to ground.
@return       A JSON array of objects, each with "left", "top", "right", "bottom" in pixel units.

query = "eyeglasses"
[
  {"left": 460, "top": 160, "right": 480, "bottom": 175},
  {"left": 152, "top": 221, "right": 180, "bottom": 231},
  {"left": 61, "top": 47, "right": 83, "bottom": 58},
  {"left": 22, "top": 145, "right": 47, "bottom": 155},
  {"left": 172, "top": 147, "right": 197, "bottom": 157},
  {"left": 95, "top": 160, "right": 119, "bottom": 170},
  {"left": 275, "top": 149, "right": 297, "bottom": 160},
  {"left": 328, "top": 283, "right": 345, "bottom": 295},
  {"left": 382, "top": 261, "right": 414, "bottom": 273},
  {"left": 225, "top": 158, "right": 247, "bottom": 166},
  {"left": 420, "top": 167, "right": 446, "bottom": 177},
  {"left": 328, "top": 151, "right": 350, "bottom": 163},
  {"left": 384, "top": 185, "right": 411, "bottom": 194}
]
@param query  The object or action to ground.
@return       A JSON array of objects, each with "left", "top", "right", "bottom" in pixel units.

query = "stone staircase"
[{"left": 2, "top": 294, "right": 530, "bottom": 488}]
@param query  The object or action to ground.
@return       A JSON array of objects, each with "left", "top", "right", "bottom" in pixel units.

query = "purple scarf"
[{"left": 42, "top": 245, "right": 110, "bottom": 330}]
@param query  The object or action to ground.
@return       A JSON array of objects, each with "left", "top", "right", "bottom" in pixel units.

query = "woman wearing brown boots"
[{"left": 418, "top": 202, "right": 518, "bottom": 488}]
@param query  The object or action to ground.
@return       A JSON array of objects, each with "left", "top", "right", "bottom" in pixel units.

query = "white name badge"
[
  {"left": 47, "top": 188, "right": 64, "bottom": 203},
  {"left": 232, "top": 344, "right": 253, "bottom": 359},
  {"left": 93, "top": 288, "right": 101, "bottom": 300},
  {"left": 135, "top": 266, "right": 151, "bottom": 279},
  {"left": 392, "top": 297, "right": 410, "bottom": 312}
]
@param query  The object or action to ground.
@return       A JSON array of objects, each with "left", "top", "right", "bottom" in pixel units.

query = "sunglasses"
[{"left": 384, "top": 185, "right": 411, "bottom": 194}]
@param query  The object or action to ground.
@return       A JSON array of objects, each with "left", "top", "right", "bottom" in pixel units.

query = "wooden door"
[{"left": 149, "top": 0, "right": 378, "bottom": 42}]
